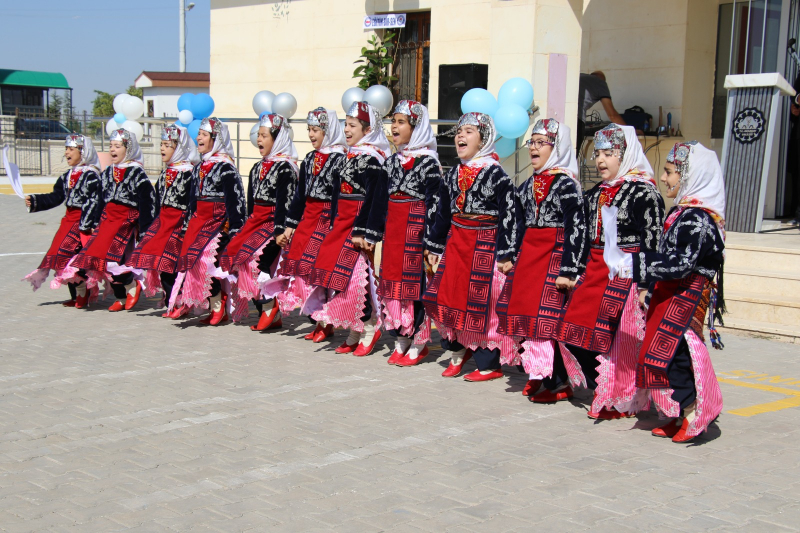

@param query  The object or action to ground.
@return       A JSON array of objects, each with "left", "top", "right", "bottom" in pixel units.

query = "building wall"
[
  {"left": 209, "top": 0, "right": 584, "bottom": 164},
  {"left": 580, "top": 0, "right": 720, "bottom": 146}
]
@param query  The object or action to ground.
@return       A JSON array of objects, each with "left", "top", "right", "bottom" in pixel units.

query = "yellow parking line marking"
[
  {"left": 718, "top": 377, "right": 800, "bottom": 417},
  {"left": 0, "top": 185, "right": 54, "bottom": 195}
]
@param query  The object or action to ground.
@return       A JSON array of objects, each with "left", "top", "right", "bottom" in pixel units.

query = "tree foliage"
[
  {"left": 91, "top": 85, "right": 143, "bottom": 117},
  {"left": 353, "top": 32, "right": 398, "bottom": 89}
]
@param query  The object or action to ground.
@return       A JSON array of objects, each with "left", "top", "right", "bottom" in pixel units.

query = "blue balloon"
[
  {"left": 191, "top": 93, "right": 215, "bottom": 120},
  {"left": 494, "top": 104, "right": 530, "bottom": 139},
  {"left": 259, "top": 111, "right": 270, "bottom": 119},
  {"left": 113, "top": 113, "right": 126, "bottom": 125},
  {"left": 498, "top": 77, "right": 534, "bottom": 110},
  {"left": 187, "top": 119, "right": 202, "bottom": 145},
  {"left": 460, "top": 88, "right": 499, "bottom": 116},
  {"left": 177, "top": 93, "right": 194, "bottom": 112},
  {"left": 495, "top": 137, "right": 518, "bottom": 159}
]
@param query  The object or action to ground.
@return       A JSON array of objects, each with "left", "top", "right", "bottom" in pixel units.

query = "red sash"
[{"left": 127, "top": 206, "right": 185, "bottom": 273}]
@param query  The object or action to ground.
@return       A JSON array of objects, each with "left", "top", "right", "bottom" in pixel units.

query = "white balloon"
[
  {"left": 364, "top": 85, "right": 394, "bottom": 117},
  {"left": 113, "top": 93, "right": 131, "bottom": 114},
  {"left": 341, "top": 87, "right": 366, "bottom": 115},
  {"left": 105, "top": 118, "right": 119, "bottom": 136},
  {"left": 272, "top": 92, "right": 298, "bottom": 119},
  {"left": 121, "top": 120, "right": 144, "bottom": 142},
  {"left": 252, "top": 90, "right": 275, "bottom": 116},
  {"left": 122, "top": 96, "right": 144, "bottom": 121},
  {"left": 178, "top": 109, "right": 194, "bottom": 125},
  {"left": 250, "top": 123, "right": 260, "bottom": 148}
]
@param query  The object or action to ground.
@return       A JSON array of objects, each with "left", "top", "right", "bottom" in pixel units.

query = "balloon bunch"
[
  {"left": 460, "top": 77, "right": 535, "bottom": 158},
  {"left": 341, "top": 85, "right": 394, "bottom": 117},
  {"left": 249, "top": 90, "right": 298, "bottom": 147},
  {"left": 175, "top": 92, "right": 216, "bottom": 145},
  {"left": 105, "top": 94, "right": 145, "bottom": 141}
]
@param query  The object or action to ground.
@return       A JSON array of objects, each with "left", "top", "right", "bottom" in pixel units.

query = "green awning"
[{"left": 0, "top": 69, "right": 70, "bottom": 89}]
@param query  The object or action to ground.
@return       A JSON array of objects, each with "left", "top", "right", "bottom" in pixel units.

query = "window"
[
  {"left": 147, "top": 99, "right": 154, "bottom": 118},
  {"left": 711, "top": 0, "right": 782, "bottom": 138},
  {"left": 393, "top": 11, "right": 431, "bottom": 105}
]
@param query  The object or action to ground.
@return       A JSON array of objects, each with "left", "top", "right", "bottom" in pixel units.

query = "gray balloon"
[
  {"left": 341, "top": 87, "right": 366, "bottom": 114},
  {"left": 249, "top": 123, "right": 260, "bottom": 147},
  {"left": 365, "top": 85, "right": 394, "bottom": 117},
  {"left": 252, "top": 90, "right": 275, "bottom": 116},
  {"left": 273, "top": 92, "right": 298, "bottom": 119}
]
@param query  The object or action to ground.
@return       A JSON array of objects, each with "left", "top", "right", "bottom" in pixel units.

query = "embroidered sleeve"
[
  {"left": 247, "top": 162, "right": 259, "bottom": 216},
  {"left": 514, "top": 177, "right": 532, "bottom": 254},
  {"left": 220, "top": 162, "right": 247, "bottom": 234},
  {"left": 495, "top": 167, "right": 517, "bottom": 260},
  {"left": 285, "top": 155, "right": 311, "bottom": 229},
  {"left": 631, "top": 183, "right": 665, "bottom": 289},
  {"left": 424, "top": 167, "right": 455, "bottom": 255},
  {"left": 363, "top": 156, "right": 392, "bottom": 243},
  {"left": 352, "top": 156, "right": 383, "bottom": 237},
  {"left": 633, "top": 209, "right": 721, "bottom": 284},
  {"left": 133, "top": 168, "right": 157, "bottom": 235},
  {"left": 29, "top": 173, "right": 67, "bottom": 213},
  {"left": 274, "top": 162, "right": 297, "bottom": 235},
  {"left": 423, "top": 158, "right": 443, "bottom": 250},
  {"left": 558, "top": 177, "right": 587, "bottom": 277},
  {"left": 78, "top": 171, "right": 104, "bottom": 233}
]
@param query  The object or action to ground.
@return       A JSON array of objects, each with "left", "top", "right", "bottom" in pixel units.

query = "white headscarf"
[
  {"left": 347, "top": 102, "right": 391, "bottom": 164},
  {"left": 596, "top": 124, "right": 655, "bottom": 187},
  {"left": 315, "top": 109, "right": 348, "bottom": 155},
  {"left": 75, "top": 136, "right": 101, "bottom": 173},
  {"left": 200, "top": 117, "right": 235, "bottom": 163},
  {"left": 110, "top": 128, "right": 143, "bottom": 169},
  {"left": 168, "top": 126, "right": 200, "bottom": 172},
  {"left": 262, "top": 117, "right": 299, "bottom": 174},
  {"left": 531, "top": 119, "right": 579, "bottom": 184},
  {"left": 395, "top": 100, "right": 438, "bottom": 163},
  {"left": 458, "top": 112, "right": 500, "bottom": 169},
  {"left": 671, "top": 142, "right": 726, "bottom": 240}
]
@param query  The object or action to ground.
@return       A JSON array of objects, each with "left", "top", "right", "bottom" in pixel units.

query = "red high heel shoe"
[
  {"left": 200, "top": 293, "right": 228, "bottom": 325},
  {"left": 251, "top": 305, "right": 282, "bottom": 331},
  {"left": 463, "top": 369, "right": 503, "bottom": 382},
  {"left": 671, "top": 418, "right": 698, "bottom": 443},
  {"left": 313, "top": 324, "right": 334, "bottom": 343},
  {"left": 75, "top": 293, "right": 89, "bottom": 309},
  {"left": 108, "top": 300, "right": 125, "bottom": 312},
  {"left": 652, "top": 419, "right": 682, "bottom": 438},
  {"left": 304, "top": 324, "right": 322, "bottom": 340},
  {"left": 395, "top": 346, "right": 429, "bottom": 366},
  {"left": 353, "top": 329, "right": 382, "bottom": 357},
  {"left": 529, "top": 386, "right": 574, "bottom": 403},
  {"left": 522, "top": 379, "right": 542, "bottom": 396}
]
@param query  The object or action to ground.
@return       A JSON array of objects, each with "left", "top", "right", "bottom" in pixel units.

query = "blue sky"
[{"left": 2, "top": 0, "right": 211, "bottom": 113}]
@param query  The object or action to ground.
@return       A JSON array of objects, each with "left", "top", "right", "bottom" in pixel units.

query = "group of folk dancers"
[{"left": 23, "top": 99, "right": 727, "bottom": 443}]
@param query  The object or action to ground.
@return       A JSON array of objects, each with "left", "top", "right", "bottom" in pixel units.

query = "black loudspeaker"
[{"left": 438, "top": 63, "right": 489, "bottom": 167}]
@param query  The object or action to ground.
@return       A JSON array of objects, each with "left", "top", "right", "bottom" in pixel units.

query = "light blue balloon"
[
  {"left": 495, "top": 136, "right": 518, "bottom": 159},
  {"left": 113, "top": 113, "right": 126, "bottom": 125},
  {"left": 177, "top": 93, "right": 194, "bottom": 112},
  {"left": 187, "top": 119, "right": 202, "bottom": 145},
  {"left": 498, "top": 78, "right": 534, "bottom": 110},
  {"left": 191, "top": 93, "right": 215, "bottom": 120},
  {"left": 460, "top": 88, "right": 499, "bottom": 116},
  {"left": 494, "top": 104, "right": 530, "bottom": 139},
  {"left": 259, "top": 111, "right": 270, "bottom": 119}
]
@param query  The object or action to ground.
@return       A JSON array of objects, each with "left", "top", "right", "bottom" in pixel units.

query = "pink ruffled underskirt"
[
  {"left": 311, "top": 253, "right": 381, "bottom": 332},
  {"left": 381, "top": 299, "right": 431, "bottom": 344},
  {"left": 169, "top": 234, "right": 220, "bottom": 314}
]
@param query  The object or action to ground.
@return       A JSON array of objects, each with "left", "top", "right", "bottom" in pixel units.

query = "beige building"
[{"left": 210, "top": 0, "right": 797, "bottom": 215}]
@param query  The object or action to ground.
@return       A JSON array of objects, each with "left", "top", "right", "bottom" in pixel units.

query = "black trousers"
[
  {"left": 386, "top": 300, "right": 426, "bottom": 340},
  {"left": 160, "top": 272, "right": 177, "bottom": 305},
  {"left": 209, "top": 232, "right": 233, "bottom": 298},
  {"left": 66, "top": 269, "right": 88, "bottom": 300},
  {"left": 547, "top": 344, "right": 600, "bottom": 390},
  {"left": 111, "top": 272, "right": 134, "bottom": 300},
  {"left": 542, "top": 342, "right": 569, "bottom": 390},
  {"left": 253, "top": 241, "right": 283, "bottom": 314},
  {"left": 668, "top": 339, "right": 697, "bottom": 410},
  {"left": 440, "top": 338, "right": 500, "bottom": 372}
]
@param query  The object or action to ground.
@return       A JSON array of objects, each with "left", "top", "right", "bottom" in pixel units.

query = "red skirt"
[
  {"left": 555, "top": 247, "right": 634, "bottom": 353},
  {"left": 127, "top": 206, "right": 185, "bottom": 273},
  {"left": 422, "top": 217, "right": 498, "bottom": 334},
  {"left": 496, "top": 227, "right": 567, "bottom": 339},
  {"left": 280, "top": 198, "right": 331, "bottom": 277},
  {"left": 72, "top": 202, "right": 139, "bottom": 273},
  {"left": 177, "top": 200, "right": 228, "bottom": 272},
  {"left": 637, "top": 273, "right": 707, "bottom": 389},
  {"left": 378, "top": 197, "right": 426, "bottom": 301},
  {"left": 39, "top": 206, "right": 82, "bottom": 271},
  {"left": 219, "top": 204, "right": 275, "bottom": 272},
  {"left": 309, "top": 198, "right": 363, "bottom": 291}
]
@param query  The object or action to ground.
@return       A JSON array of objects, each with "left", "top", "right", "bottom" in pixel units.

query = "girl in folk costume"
[
  {"left": 362, "top": 100, "right": 442, "bottom": 366},
  {"left": 69, "top": 129, "right": 156, "bottom": 312},
  {"left": 605, "top": 141, "right": 725, "bottom": 442},
  {"left": 218, "top": 113, "right": 297, "bottom": 329},
  {"left": 276, "top": 108, "right": 347, "bottom": 342},
  {"left": 553, "top": 124, "right": 664, "bottom": 419},
  {"left": 494, "top": 119, "right": 588, "bottom": 398},
  {"left": 311, "top": 101, "right": 389, "bottom": 356},
  {"left": 169, "top": 117, "right": 247, "bottom": 325},
  {"left": 423, "top": 112, "right": 517, "bottom": 381},
  {"left": 127, "top": 125, "right": 199, "bottom": 317},
  {"left": 23, "top": 134, "right": 105, "bottom": 308}
]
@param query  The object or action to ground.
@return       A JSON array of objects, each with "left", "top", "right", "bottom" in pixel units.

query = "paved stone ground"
[{"left": 1, "top": 194, "right": 800, "bottom": 532}]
